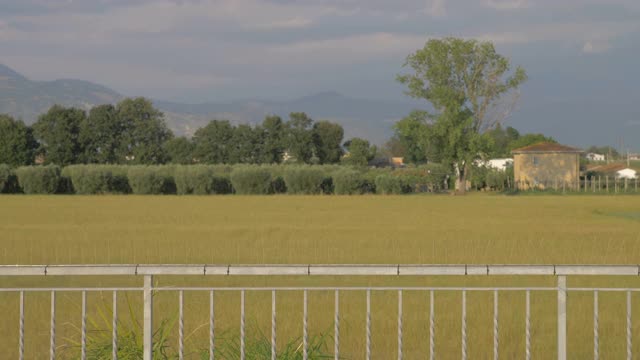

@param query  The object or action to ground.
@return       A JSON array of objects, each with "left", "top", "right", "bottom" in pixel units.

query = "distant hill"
[
  {"left": 0, "top": 64, "right": 419, "bottom": 144},
  {"left": 0, "top": 64, "right": 123, "bottom": 121}
]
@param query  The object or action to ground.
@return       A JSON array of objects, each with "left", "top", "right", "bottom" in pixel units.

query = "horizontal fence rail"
[{"left": 2, "top": 264, "right": 640, "bottom": 360}]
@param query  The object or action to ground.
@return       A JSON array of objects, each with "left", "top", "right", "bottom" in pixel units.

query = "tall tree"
[
  {"left": 116, "top": 98, "right": 172, "bottom": 164},
  {"left": 312, "top": 120, "right": 344, "bottom": 164},
  {"left": 0, "top": 115, "right": 37, "bottom": 166},
  {"left": 285, "top": 112, "right": 314, "bottom": 164},
  {"left": 343, "top": 138, "right": 376, "bottom": 166},
  {"left": 192, "top": 119, "right": 235, "bottom": 164},
  {"left": 164, "top": 137, "right": 195, "bottom": 164},
  {"left": 261, "top": 115, "right": 286, "bottom": 164},
  {"left": 485, "top": 124, "right": 520, "bottom": 158},
  {"left": 397, "top": 37, "right": 527, "bottom": 193},
  {"left": 33, "top": 105, "right": 86, "bottom": 165},
  {"left": 80, "top": 104, "right": 124, "bottom": 164}
]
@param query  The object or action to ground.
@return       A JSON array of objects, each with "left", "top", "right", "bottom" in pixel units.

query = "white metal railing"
[{"left": 1, "top": 264, "right": 640, "bottom": 360}]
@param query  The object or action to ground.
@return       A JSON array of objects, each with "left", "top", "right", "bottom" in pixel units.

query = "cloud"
[
  {"left": 477, "top": 21, "right": 639, "bottom": 48},
  {"left": 256, "top": 32, "right": 428, "bottom": 65},
  {"left": 247, "top": 17, "right": 314, "bottom": 31},
  {"left": 425, "top": 0, "right": 447, "bottom": 17},
  {"left": 485, "top": 0, "right": 530, "bottom": 10},
  {"left": 582, "top": 41, "right": 610, "bottom": 54}
]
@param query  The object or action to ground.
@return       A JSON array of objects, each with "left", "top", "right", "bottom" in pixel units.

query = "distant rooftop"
[
  {"left": 512, "top": 142, "right": 583, "bottom": 154},
  {"left": 587, "top": 163, "right": 637, "bottom": 173}
]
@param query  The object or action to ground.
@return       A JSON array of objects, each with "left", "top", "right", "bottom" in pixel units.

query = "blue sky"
[{"left": 1, "top": 0, "right": 639, "bottom": 146}]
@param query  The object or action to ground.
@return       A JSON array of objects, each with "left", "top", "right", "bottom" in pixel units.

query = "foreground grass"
[{"left": 1, "top": 194, "right": 640, "bottom": 359}]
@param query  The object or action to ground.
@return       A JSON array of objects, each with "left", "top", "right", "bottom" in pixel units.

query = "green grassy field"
[{"left": 1, "top": 195, "right": 640, "bottom": 359}]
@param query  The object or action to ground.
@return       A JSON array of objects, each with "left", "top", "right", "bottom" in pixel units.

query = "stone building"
[{"left": 512, "top": 142, "right": 582, "bottom": 189}]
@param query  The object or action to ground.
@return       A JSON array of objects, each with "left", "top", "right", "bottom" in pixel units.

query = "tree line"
[{"left": 0, "top": 98, "right": 377, "bottom": 168}]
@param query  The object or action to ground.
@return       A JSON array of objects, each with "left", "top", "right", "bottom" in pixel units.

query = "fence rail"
[{"left": 2, "top": 264, "right": 640, "bottom": 360}]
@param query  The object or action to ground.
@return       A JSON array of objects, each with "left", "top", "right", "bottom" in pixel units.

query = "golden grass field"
[{"left": 1, "top": 194, "right": 640, "bottom": 359}]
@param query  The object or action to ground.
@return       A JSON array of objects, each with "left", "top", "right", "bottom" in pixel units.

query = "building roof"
[
  {"left": 511, "top": 142, "right": 583, "bottom": 154},
  {"left": 587, "top": 163, "right": 637, "bottom": 173}
]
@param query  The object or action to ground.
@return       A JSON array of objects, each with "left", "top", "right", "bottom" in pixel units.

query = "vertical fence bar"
[
  {"left": 430, "top": 290, "right": 435, "bottom": 360},
  {"left": 627, "top": 291, "right": 632, "bottom": 360},
  {"left": 272, "top": 290, "right": 276, "bottom": 360},
  {"left": 81, "top": 291, "right": 87, "bottom": 360},
  {"left": 143, "top": 275, "right": 153, "bottom": 360},
  {"left": 303, "top": 290, "right": 308, "bottom": 360},
  {"left": 558, "top": 276, "right": 567, "bottom": 360},
  {"left": 113, "top": 291, "right": 118, "bottom": 360},
  {"left": 525, "top": 290, "right": 531, "bottom": 360},
  {"left": 462, "top": 290, "right": 467, "bottom": 360},
  {"left": 209, "top": 290, "right": 214, "bottom": 360},
  {"left": 19, "top": 291, "right": 24, "bottom": 360},
  {"left": 50, "top": 290, "right": 56, "bottom": 360},
  {"left": 594, "top": 291, "right": 599, "bottom": 360},
  {"left": 240, "top": 290, "right": 245, "bottom": 360},
  {"left": 335, "top": 290, "right": 340, "bottom": 360},
  {"left": 398, "top": 290, "right": 403, "bottom": 360},
  {"left": 179, "top": 290, "right": 184, "bottom": 360},
  {"left": 494, "top": 290, "right": 499, "bottom": 360},
  {"left": 366, "top": 289, "right": 371, "bottom": 360}
]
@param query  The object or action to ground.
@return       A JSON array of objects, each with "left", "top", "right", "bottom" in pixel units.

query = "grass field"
[{"left": 1, "top": 194, "right": 640, "bottom": 359}]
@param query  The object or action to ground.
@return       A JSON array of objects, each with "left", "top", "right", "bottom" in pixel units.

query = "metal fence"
[{"left": 1, "top": 264, "right": 640, "bottom": 360}]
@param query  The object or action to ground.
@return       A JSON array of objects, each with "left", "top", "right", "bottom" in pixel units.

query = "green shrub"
[
  {"left": 62, "top": 165, "right": 131, "bottom": 194},
  {"left": 230, "top": 167, "right": 272, "bottom": 195},
  {"left": 375, "top": 174, "right": 411, "bottom": 194},
  {"left": 270, "top": 176, "right": 287, "bottom": 194},
  {"left": 0, "top": 164, "right": 13, "bottom": 193},
  {"left": 283, "top": 166, "right": 326, "bottom": 194},
  {"left": 15, "top": 165, "right": 61, "bottom": 194},
  {"left": 173, "top": 165, "right": 232, "bottom": 195},
  {"left": 64, "top": 165, "right": 111, "bottom": 194},
  {"left": 333, "top": 169, "right": 366, "bottom": 195},
  {"left": 127, "top": 166, "right": 173, "bottom": 195}
]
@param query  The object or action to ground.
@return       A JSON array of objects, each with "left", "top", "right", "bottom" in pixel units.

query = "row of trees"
[
  {"left": 387, "top": 117, "right": 556, "bottom": 164},
  {"left": 0, "top": 99, "right": 377, "bottom": 167}
]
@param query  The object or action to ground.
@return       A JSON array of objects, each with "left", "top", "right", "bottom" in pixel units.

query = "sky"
[{"left": 1, "top": 0, "right": 639, "bottom": 147}]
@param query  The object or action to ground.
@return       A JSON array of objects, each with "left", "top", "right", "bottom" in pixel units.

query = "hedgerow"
[
  {"left": 230, "top": 167, "right": 272, "bottom": 195},
  {"left": 15, "top": 165, "right": 62, "bottom": 194}
]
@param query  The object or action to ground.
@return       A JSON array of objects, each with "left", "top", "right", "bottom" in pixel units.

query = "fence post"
[
  {"left": 144, "top": 275, "right": 154, "bottom": 360},
  {"left": 558, "top": 276, "right": 567, "bottom": 360}
]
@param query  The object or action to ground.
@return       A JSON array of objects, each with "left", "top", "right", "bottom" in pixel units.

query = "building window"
[{"left": 532, "top": 156, "right": 539, "bottom": 166}]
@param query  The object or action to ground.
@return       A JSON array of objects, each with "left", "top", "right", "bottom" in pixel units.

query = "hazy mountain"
[
  {"left": 0, "top": 64, "right": 418, "bottom": 144},
  {"left": 0, "top": 64, "right": 123, "bottom": 121}
]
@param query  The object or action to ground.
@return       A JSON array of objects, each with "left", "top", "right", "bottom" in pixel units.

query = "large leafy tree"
[
  {"left": 393, "top": 110, "right": 431, "bottom": 164},
  {"left": 33, "top": 105, "right": 86, "bottom": 166},
  {"left": 164, "top": 137, "right": 195, "bottom": 164},
  {"left": 342, "top": 138, "right": 376, "bottom": 166},
  {"left": 192, "top": 119, "right": 235, "bottom": 164},
  {"left": 116, "top": 98, "right": 172, "bottom": 164},
  {"left": 312, "top": 120, "right": 344, "bottom": 164},
  {"left": 80, "top": 104, "right": 124, "bottom": 164},
  {"left": 0, "top": 115, "right": 37, "bottom": 166},
  {"left": 397, "top": 37, "right": 527, "bottom": 193},
  {"left": 230, "top": 124, "right": 263, "bottom": 164},
  {"left": 285, "top": 112, "right": 314, "bottom": 164}
]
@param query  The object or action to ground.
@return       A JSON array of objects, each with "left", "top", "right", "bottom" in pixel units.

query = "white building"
[
  {"left": 586, "top": 153, "right": 605, "bottom": 161},
  {"left": 475, "top": 158, "right": 513, "bottom": 171},
  {"left": 617, "top": 168, "right": 637, "bottom": 179}
]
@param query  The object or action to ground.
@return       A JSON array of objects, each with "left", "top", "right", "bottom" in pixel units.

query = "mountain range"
[{"left": 0, "top": 64, "right": 419, "bottom": 144}]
